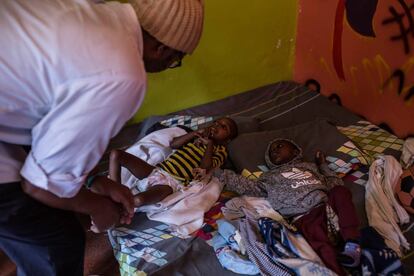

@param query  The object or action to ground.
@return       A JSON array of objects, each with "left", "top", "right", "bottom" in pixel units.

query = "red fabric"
[{"left": 294, "top": 186, "right": 360, "bottom": 275}]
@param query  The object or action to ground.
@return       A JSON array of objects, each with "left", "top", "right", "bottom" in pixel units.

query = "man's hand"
[
  {"left": 90, "top": 176, "right": 134, "bottom": 225},
  {"left": 89, "top": 196, "right": 122, "bottom": 233},
  {"left": 21, "top": 179, "right": 126, "bottom": 231}
]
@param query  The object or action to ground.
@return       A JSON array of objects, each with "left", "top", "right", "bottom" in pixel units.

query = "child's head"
[
  {"left": 209, "top": 117, "right": 238, "bottom": 143},
  {"left": 265, "top": 139, "right": 302, "bottom": 167}
]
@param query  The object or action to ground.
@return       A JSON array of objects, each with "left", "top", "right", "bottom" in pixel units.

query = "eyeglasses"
[
  {"left": 168, "top": 52, "right": 185, "bottom": 69},
  {"left": 169, "top": 59, "right": 182, "bottom": 69}
]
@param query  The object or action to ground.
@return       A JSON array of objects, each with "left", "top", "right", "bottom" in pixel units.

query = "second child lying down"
[{"left": 209, "top": 138, "right": 361, "bottom": 276}]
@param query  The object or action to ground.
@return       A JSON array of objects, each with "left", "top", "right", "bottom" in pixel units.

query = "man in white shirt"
[{"left": 0, "top": 0, "right": 204, "bottom": 274}]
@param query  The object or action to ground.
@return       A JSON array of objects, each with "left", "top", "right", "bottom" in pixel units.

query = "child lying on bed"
[
  {"left": 205, "top": 138, "right": 361, "bottom": 276},
  {"left": 109, "top": 117, "right": 238, "bottom": 208}
]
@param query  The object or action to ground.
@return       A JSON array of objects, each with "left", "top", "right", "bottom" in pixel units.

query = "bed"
[{"left": 103, "top": 81, "right": 413, "bottom": 275}]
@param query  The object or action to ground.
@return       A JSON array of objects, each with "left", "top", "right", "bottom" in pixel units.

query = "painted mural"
[{"left": 294, "top": 0, "right": 414, "bottom": 138}]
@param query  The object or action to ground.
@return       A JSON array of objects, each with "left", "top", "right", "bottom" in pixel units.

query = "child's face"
[
  {"left": 268, "top": 140, "right": 299, "bottom": 165},
  {"left": 208, "top": 118, "right": 233, "bottom": 142}
]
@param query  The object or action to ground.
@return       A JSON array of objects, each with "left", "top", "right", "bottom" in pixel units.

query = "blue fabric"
[
  {"left": 258, "top": 217, "right": 297, "bottom": 259},
  {"left": 258, "top": 217, "right": 336, "bottom": 276},
  {"left": 215, "top": 219, "right": 240, "bottom": 252},
  {"left": 240, "top": 216, "right": 295, "bottom": 276},
  {"left": 211, "top": 219, "right": 259, "bottom": 275}
]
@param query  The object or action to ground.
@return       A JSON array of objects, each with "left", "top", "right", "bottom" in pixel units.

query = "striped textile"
[
  {"left": 227, "top": 82, "right": 320, "bottom": 124},
  {"left": 157, "top": 142, "right": 227, "bottom": 184},
  {"left": 239, "top": 213, "right": 294, "bottom": 276},
  {"left": 182, "top": 81, "right": 360, "bottom": 132}
]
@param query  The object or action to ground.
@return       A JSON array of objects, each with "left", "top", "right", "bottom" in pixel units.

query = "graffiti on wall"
[
  {"left": 295, "top": 0, "right": 414, "bottom": 137},
  {"left": 304, "top": 54, "right": 414, "bottom": 137},
  {"left": 383, "top": 69, "right": 414, "bottom": 102},
  {"left": 382, "top": 0, "right": 414, "bottom": 54},
  {"left": 333, "top": 0, "right": 378, "bottom": 80},
  {"left": 305, "top": 69, "right": 414, "bottom": 136}
]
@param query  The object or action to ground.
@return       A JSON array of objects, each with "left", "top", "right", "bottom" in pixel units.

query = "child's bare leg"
[
  {"left": 109, "top": 149, "right": 155, "bottom": 183},
  {"left": 134, "top": 185, "right": 173, "bottom": 207}
]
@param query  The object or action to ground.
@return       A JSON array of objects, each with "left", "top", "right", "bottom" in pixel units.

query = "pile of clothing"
[{"left": 210, "top": 195, "right": 406, "bottom": 275}]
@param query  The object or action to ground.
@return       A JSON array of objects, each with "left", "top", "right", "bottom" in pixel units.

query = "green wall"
[{"left": 132, "top": 0, "right": 298, "bottom": 123}]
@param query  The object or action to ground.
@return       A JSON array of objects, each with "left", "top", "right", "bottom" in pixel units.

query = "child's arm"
[
  {"left": 199, "top": 138, "right": 214, "bottom": 170},
  {"left": 211, "top": 145, "right": 228, "bottom": 169},
  {"left": 215, "top": 169, "right": 267, "bottom": 197},
  {"left": 315, "top": 151, "right": 343, "bottom": 188},
  {"left": 170, "top": 126, "right": 210, "bottom": 149},
  {"left": 169, "top": 131, "right": 198, "bottom": 149},
  {"left": 109, "top": 149, "right": 155, "bottom": 183},
  {"left": 198, "top": 138, "right": 228, "bottom": 171}
]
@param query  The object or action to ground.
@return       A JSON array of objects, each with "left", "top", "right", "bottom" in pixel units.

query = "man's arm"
[
  {"left": 20, "top": 77, "right": 143, "bottom": 228},
  {"left": 21, "top": 180, "right": 121, "bottom": 232}
]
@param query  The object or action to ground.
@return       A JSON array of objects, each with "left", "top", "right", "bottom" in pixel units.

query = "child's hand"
[
  {"left": 196, "top": 126, "right": 212, "bottom": 139},
  {"left": 315, "top": 150, "right": 326, "bottom": 166},
  {"left": 192, "top": 167, "right": 213, "bottom": 182},
  {"left": 194, "top": 136, "right": 213, "bottom": 147}
]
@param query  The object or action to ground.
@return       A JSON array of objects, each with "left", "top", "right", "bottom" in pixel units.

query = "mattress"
[{"left": 106, "top": 81, "right": 413, "bottom": 275}]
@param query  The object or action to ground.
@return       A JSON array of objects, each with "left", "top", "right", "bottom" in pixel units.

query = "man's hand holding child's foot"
[
  {"left": 89, "top": 196, "right": 123, "bottom": 233},
  {"left": 89, "top": 176, "right": 135, "bottom": 229}
]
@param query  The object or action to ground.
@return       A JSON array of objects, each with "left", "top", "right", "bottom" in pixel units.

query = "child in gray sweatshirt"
[{"left": 213, "top": 138, "right": 361, "bottom": 275}]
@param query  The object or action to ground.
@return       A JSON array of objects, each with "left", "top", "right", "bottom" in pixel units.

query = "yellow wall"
[{"left": 131, "top": 0, "right": 298, "bottom": 123}]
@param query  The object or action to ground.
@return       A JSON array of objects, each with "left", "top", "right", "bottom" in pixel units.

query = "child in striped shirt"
[{"left": 109, "top": 117, "right": 238, "bottom": 208}]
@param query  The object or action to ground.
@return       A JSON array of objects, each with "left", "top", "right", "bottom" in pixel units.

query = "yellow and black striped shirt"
[{"left": 157, "top": 142, "right": 227, "bottom": 183}]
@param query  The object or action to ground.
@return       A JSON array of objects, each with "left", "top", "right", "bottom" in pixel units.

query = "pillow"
[
  {"left": 198, "top": 115, "right": 261, "bottom": 135},
  {"left": 230, "top": 116, "right": 261, "bottom": 134},
  {"left": 228, "top": 118, "right": 369, "bottom": 177},
  {"left": 337, "top": 120, "right": 404, "bottom": 161}
]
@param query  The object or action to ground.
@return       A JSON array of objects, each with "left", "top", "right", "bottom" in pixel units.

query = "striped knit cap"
[{"left": 128, "top": 0, "right": 204, "bottom": 54}]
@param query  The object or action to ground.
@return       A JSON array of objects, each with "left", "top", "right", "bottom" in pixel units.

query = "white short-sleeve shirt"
[{"left": 0, "top": 0, "right": 147, "bottom": 197}]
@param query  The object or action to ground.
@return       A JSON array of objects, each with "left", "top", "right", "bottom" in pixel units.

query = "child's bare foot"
[{"left": 134, "top": 194, "right": 145, "bottom": 207}]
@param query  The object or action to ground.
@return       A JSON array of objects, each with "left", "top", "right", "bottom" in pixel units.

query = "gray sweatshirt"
[{"left": 217, "top": 139, "right": 343, "bottom": 217}]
